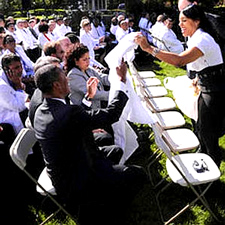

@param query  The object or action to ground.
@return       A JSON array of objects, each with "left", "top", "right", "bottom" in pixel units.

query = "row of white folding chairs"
[
  {"left": 128, "top": 62, "right": 221, "bottom": 224},
  {"left": 128, "top": 62, "right": 200, "bottom": 168}
]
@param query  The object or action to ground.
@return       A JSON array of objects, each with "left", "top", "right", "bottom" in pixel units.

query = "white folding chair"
[
  {"left": 138, "top": 70, "right": 156, "bottom": 78},
  {"left": 147, "top": 119, "right": 200, "bottom": 183},
  {"left": 142, "top": 77, "right": 162, "bottom": 86},
  {"left": 144, "top": 86, "right": 168, "bottom": 98},
  {"left": 9, "top": 128, "right": 76, "bottom": 225},
  {"left": 150, "top": 122, "right": 221, "bottom": 224},
  {"left": 140, "top": 97, "right": 185, "bottom": 130},
  {"left": 154, "top": 111, "right": 185, "bottom": 129},
  {"left": 144, "top": 95, "right": 177, "bottom": 112}
]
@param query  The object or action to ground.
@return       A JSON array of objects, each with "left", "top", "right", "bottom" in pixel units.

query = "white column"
[
  {"left": 92, "top": 0, "right": 95, "bottom": 11},
  {"left": 97, "top": 0, "right": 100, "bottom": 10}
]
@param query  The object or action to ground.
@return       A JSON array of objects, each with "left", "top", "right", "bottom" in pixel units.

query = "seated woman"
[
  {"left": 65, "top": 44, "right": 121, "bottom": 161},
  {"left": 65, "top": 44, "right": 110, "bottom": 109},
  {"left": 37, "top": 23, "right": 51, "bottom": 50}
]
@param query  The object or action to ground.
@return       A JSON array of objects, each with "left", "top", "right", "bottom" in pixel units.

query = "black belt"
[{"left": 188, "top": 64, "right": 225, "bottom": 92}]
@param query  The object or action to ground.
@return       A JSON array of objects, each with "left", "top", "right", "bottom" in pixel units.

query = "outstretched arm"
[{"left": 134, "top": 33, "right": 203, "bottom": 67}]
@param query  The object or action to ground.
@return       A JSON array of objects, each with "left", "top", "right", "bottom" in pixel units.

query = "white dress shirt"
[
  {"left": 37, "top": 33, "right": 51, "bottom": 49},
  {"left": 54, "top": 24, "right": 72, "bottom": 38},
  {"left": 187, "top": 28, "right": 223, "bottom": 72},
  {"left": 158, "top": 26, "right": 184, "bottom": 54},
  {"left": 15, "top": 27, "right": 37, "bottom": 50},
  {"left": 47, "top": 31, "right": 59, "bottom": 41},
  {"left": 0, "top": 71, "right": 29, "bottom": 134},
  {"left": 90, "top": 23, "right": 105, "bottom": 39},
  {"left": 150, "top": 22, "right": 165, "bottom": 46}
]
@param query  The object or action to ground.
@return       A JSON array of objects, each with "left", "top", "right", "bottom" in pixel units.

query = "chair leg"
[
  {"left": 155, "top": 182, "right": 172, "bottom": 224},
  {"left": 188, "top": 182, "right": 221, "bottom": 223},
  {"left": 147, "top": 148, "right": 163, "bottom": 187},
  {"left": 155, "top": 180, "right": 220, "bottom": 225},
  {"left": 167, "top": 183, "right": 220, "bottom": 225},
  {"left": 24, "top": 169, "right": 78, "bottom": 224},
  {"left": 39, "top": 208, "right": 61, "bottom": 225}
]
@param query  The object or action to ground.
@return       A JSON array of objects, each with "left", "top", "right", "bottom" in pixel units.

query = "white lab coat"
[
  {"left": 1, "top": 46, "right": 34, "bottom": 77},
  {"left": 0, "top": 71, "right": 29, "bottom": 134},
  {"left": 80, "top": 30, "right": 99, "bottom": 61},
  {"left": 15, "top": 28, "right": 37, "bottom": 50},
  {"left": 105, "top": 32, "right": 156, "bottom": 164}
]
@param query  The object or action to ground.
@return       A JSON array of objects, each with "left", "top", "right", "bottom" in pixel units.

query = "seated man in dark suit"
[
  {"left": 33, "top": 62, "right": 148, "bottom": 225},
  {"left": 29, "top": 56, "right": 123, "bottom": 164}
]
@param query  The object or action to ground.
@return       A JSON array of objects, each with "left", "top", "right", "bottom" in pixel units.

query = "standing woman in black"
[{"left": 135, "top": 4, "right": 225, "bottom": 166}]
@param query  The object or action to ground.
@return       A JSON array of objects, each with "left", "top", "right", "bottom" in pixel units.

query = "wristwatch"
[{"left": 152, "top": 47, "right": 160, "bottom": 57}]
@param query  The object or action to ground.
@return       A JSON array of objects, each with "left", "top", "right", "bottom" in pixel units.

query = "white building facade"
[{"left": 84, "top": 0, "right": 108, "bottom": 11}]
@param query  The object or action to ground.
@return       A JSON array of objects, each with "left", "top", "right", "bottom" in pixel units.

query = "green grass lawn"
[{"left": 27, "top": 59, "right": 225, "bottom": 224}]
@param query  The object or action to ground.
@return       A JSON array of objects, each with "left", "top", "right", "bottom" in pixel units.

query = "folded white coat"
[
  {"left": 105, "top": 32, "right": 156, "bottom": 164},
  {"left": 164, "top": 75, "right": 200, "bottom": 121}
]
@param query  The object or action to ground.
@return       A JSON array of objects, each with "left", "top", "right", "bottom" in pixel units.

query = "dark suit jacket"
[
  {"left": 28, "top": 88, "right": 43, "bottom": 127},
  {"left": 33, "top": 90, "right": 129, "bottom": 203}
]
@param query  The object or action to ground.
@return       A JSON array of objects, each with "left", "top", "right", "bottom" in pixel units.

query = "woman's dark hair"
[
  {"left": 65, "top": 44, "right": 89, "bottom": 73},
  {"left": 182, "top": 4, "right": 218, "bottom": 43},
  {"left": 38, "top": 24, "right": 49, "bottom": 33}
]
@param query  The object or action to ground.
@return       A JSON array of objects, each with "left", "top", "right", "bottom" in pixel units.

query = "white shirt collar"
[{"left": 51, "top": 98, "right": 66, "bottom": 104}]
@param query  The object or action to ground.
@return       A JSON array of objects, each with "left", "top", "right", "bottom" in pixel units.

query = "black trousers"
[
  {"left": 75, "top": 164, "right": 148, "bottom": 225},
  {"left": 25, "top": 47, "right": 41, "bottom": 63},
  {"left": 197, "top": 91, "right": 225, "bottom": 165},
  {"left": 0, "top": 123, "right": 16, "bottom": 147}
]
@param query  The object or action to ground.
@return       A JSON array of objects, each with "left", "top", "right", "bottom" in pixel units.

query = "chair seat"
[
  {"left": 143, "top": 77, "right": 161, "bottom": 86},
  {"left": 145, "top": 86, "right": 168, "bottom": 98},
  {"left": 147, "top": 97, "right": 176, "bottom": 112},
  {"left": 138, "top": 71, "right": 156, "bottom": 78},
  {"left": 37, "top": 167, "right": 56, "bottom": 196},
  {"left": 166, "top": 153, "right": 221, "bottom": 186},
  {"left": 162, "top": 128, "right": 199, "bottom": 152},
  {"left": 155, "top": 111, "right": 185, "bottom": 129}
]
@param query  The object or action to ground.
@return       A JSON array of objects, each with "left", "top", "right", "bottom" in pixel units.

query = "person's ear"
[
  {"left": 195, "top": 20, "right": 200, "bottom": 28},
  {"left": 53, "top": 81, "right": 61, "bottom": 91}
]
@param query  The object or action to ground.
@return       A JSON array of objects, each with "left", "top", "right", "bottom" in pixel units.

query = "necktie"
[{"left": 30, "top": 28, "right": 38, "bottom": 39}]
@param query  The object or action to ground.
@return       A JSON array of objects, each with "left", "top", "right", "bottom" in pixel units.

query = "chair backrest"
[
  {"left": 152, "top": 122, "right": 173, "bottom": 159},
  {"left": 10, "top": 128, "right": 37, "bottom": 170}
]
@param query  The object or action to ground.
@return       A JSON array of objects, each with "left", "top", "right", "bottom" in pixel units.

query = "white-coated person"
[{"left": 135, "top": 4, "right": 225, "bottom": 167}]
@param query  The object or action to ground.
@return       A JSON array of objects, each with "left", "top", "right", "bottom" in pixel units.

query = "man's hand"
[
  {"left": 86, "top": 77, "right": 99, "bottom": 99},
  {"left": 6, "top": 68, "right": 25, "bottom": 91},
  {"left": 116, "top": 59, "right": 127, "bottom": 83}
]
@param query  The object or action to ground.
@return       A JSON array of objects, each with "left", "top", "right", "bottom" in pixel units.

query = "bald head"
[
  {"left": 178, "top": 0, "right": 197, "bottom": 11},
  {"left": 58, "top": 36, "right": 72, "bottom": 53}
]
